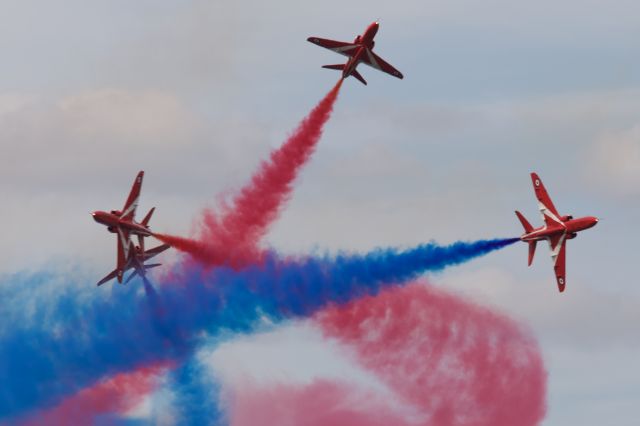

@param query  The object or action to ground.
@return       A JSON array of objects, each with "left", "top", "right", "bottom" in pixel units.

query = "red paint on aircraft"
[
  {"left": 515, "top": 172, "right": 598, "bottom": 292},
  {"left": 308, "top": 22, "right": 403, "bottom": 85},
  {"left": 92, "top": 171, "right": 168, "bottom": 285}
]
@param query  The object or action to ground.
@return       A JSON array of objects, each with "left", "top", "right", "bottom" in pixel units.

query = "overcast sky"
[{"left": 1, "top": 1, "right": 639, "bottom": 424}]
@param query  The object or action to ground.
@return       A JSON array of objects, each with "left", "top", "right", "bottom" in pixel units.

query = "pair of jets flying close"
[{"left": 92, "top": 22, "right": 598, "bottom": 292}]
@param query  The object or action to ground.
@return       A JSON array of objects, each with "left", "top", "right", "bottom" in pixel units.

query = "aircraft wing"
[
  {"left": 531, "top": 172, "right": 563, "bottom": 228},
  {"left": 97, "top": 269, "right": 119, "bottom": 286},
  {"left": 552, "top": 240, "right": 567, "bottom": 292},
  {"left": 125, "top": 245, "right": 169, "bottom": 284},
  {"left": 143, "top": 244, "right": 170, "bottom": 260},
  {"left": 361, "top": 49, "right": 404, "bottom": 79},
  {"left": 121, "top": 171, "right": 144, "bottom": 221},
  {"left": 307, "top": 37, "right": 359, "bottom": 57}
]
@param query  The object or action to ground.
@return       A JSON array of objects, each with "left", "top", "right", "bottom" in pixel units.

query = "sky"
[{"left": 1, "top": 0, "right": 639, "bottom": 424}]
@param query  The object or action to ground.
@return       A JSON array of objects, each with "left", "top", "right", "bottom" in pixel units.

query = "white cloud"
[
  {"left": 588, "top": 125, "right": 640, "bottom": 195},
  {"left": 0, "top": 93, "right": 35, "bottom": 115},
  {"left": 204, "top": 321, "right": 420, "bottom": 422},
  {"left": 57, "top": 89, "right": 194, "bottom": 144},
  {"left": 207, "top": 322, "right": 390, "bottom": 392},
  {"left": 434, "top": 266, "right": 640, "bottom": 426},
  {"left": 436, "top": 265, "right": 640, "bottom": 350}
]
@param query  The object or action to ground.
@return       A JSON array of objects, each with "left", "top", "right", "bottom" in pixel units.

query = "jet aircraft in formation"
[
  {"left": 92, "top": 171, "right": 169, "bottom": 285},
  {"left": 90, "top": 29, "right": 598, "bottom": 294},
  {"left": 307, "top": 21, "right": 403, "bottom": 85},
  {"left": 516, "top": 173, "right": 598, "bottom": 292}
]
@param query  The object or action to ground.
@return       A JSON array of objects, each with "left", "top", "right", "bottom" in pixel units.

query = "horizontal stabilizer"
[
  {"left": 322, "top": 64, "right": 345, "bottom": 71},
  {"left": 351, "top": 69, "right": 367, "bottom": 85},
  {"left": 144, "top": 244, "right": 170, "bottom": 260},
  {"left": 125, "top": 263, "right": 163, "bottom": 284},
  {"left": 515, "top": 210, "right": 533, "bottom": 233},
  {"left": 125, "top": 270, "right": 139, "bottom": 284}
]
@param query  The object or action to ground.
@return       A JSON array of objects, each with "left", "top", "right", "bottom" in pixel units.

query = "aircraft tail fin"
[
  {"left": 515, "top": 211, "right": 536, "bottom": 266},
  {"left": 141, "top": 207, "right": 155, "bottom": 226},
  {"left": 322, "top": 64, "right": 345, "bottom": 71},
  {"left": 351, "top": 69, "right": 367, "bottom": 85},
  {"left": 515, "top": 210, "right": 534, "bottom": 233}
]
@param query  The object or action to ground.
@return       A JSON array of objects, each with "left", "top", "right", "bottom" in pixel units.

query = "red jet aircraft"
[
  {"left": 92, "top": 171, "right": 164, "bottom": 284},
  {"left": 307, "top": 21, "right": 403, "bottom": 85},
  {"left": 515, "top": 172, "right": 598, "bottom": 292}
]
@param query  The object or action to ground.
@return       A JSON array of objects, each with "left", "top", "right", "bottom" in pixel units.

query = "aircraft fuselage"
[
  {"left": 91, "top": 210, "right": 152, "bottom": 236},
  {"left": 342, "top": 22, "right": 379, "bottom": 79},
  {"left": 520, "top": 216, "right": 598, "bottom": 242}
]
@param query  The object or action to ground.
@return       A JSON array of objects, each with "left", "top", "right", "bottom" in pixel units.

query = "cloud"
[
  {"left": 205, "top": 322, "right": 419, "bottom": 423},
  {"left": 0, "top": 87, "right": 272, "bottom": 273},
  {"left": 208, "top": 322, "right": 394, "bottom": 392},
  {"left": 588, "top": 125, "right": 640, "bottom": 196},
  {"left": 0, "top": 89, "right": 195, "bottom": 187},
  {"left": 436, "top": 266, "right": 640, "bottom": 350},
  {"left": 0, "top": 94, "right": 35, "bottom": 115},
  {"left": 57, "top": 89, "right": 194, "bottom": 144},
  {"left": 433, "top": 265, "right": 640, "bottom": 426}
]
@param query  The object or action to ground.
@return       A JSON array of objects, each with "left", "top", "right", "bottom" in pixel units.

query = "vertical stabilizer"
[{"left": 141, "top": 207, "right": 155, "bottom": 226}]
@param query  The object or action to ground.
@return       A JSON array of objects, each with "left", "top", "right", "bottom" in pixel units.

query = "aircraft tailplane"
[
  {"left": 515, "top": 210, "right": 533, "bottom": 233},
  {"left": 322, "top": 64, "right": 345, "bottom": 71},
  {"left": 125, "top": 263, "right": 162, "bottom": 284},
  {"left": 125, "top": 270, "right": 139, "bottom": 284},
  {"left": 351, "top": 69, "right": 367, "bottom": 85}
]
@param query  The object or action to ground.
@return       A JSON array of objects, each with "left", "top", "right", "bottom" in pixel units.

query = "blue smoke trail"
[
  {"left": 0, "top": 238, "right": 517, "bottom": 422},
  {"left": 168, "top": 356, "right": 224, "bottom": 426}
]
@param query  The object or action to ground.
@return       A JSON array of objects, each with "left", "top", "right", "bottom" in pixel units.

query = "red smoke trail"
[
  {"left": 229, "top": 283, "right": 547, "bottom": 426},
  {"left": 19, "top": 82, "right": 344, "bottom": 424},
  {"left": 155, "top": 79, "right": 343, "bottom": 268},
  {"left": 18, "top": 363, "right": 169, "bottom": 426},
  {"left": 230, "top": 380, "right": 411, "bottom": 426}
]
